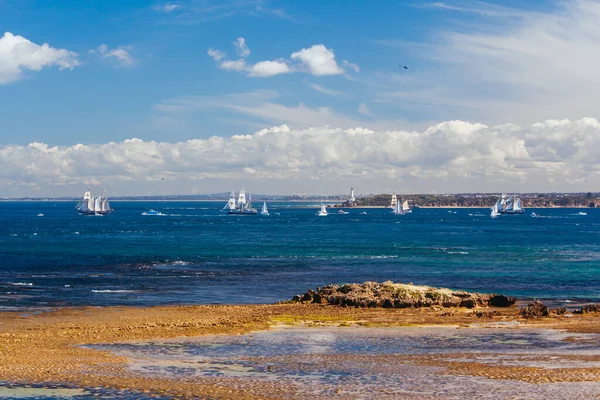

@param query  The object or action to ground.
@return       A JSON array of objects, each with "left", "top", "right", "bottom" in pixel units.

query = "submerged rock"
[{"left": 291, "top": 281, "right": 517, "bottom": 309}]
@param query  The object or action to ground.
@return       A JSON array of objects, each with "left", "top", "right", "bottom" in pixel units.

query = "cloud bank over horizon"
[{"left": 1, "top": 118, "right": 599, "bottom": 197}]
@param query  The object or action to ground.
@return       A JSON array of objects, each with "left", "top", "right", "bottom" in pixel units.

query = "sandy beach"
[{"left": 1, "top": 303, "right": 600, "bottom": 398}]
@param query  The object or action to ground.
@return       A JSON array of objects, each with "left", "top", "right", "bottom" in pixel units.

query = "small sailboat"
[
  {"left": 317, "top": 202, "right": 328, "bottom": 216},
  {"left": 261, "top": 202, "right": 269, "bottom": 216},
  {"left": 338, "top": 209, "right": 349, "bottom": 215},
  {"left": 490, "top": 200, "right": 500, "bottom": 218}
]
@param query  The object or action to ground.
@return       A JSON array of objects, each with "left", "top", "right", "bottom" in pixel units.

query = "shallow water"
[
  {"left": 90, "top": 325, "right": 600, "bottom": 399},
  {"left": 1, "top": 201, "right": 599, "bottom": 309}
]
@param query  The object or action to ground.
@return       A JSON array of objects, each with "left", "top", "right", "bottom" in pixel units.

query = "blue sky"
[{"left": 1, "top": 0, "right": 599, "bottom": 196}]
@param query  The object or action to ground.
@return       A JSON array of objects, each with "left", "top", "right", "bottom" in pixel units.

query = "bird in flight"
[{"left": 399, "top": 65, "right": 408, "bottom": 69}]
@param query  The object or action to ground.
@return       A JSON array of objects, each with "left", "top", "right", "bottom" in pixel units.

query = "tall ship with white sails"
[
  {"left": 225, "top": 189, "right": 258, "bottom": 215},
  {"left": 75, "top": 190, "right": 113, "bottom": 215},
  {"left": 493, "top": 194, "right": 525, "bottom": 215}
]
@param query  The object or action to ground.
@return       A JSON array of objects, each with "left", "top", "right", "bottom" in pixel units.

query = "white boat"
[
  {"left": 317, "top": 202, "right": 328, "bottom": 216},
  {"left": 337, "top": 209, "right": 349, "bottom": 215},
  {"left": 142, "top": 209, "right": 164, "bottom": 216},
  {"left": 37, "top": 213, "right": 44, "bottom": 217},
  {"left": 227, "top": 189, "right": 257, "bottom": 215},
  {"left": 494, "top": 193, "right": 525, "bottom": 214},
  {"left": 490, "top": 200, "right": 500, "bottom": 218},
  {"left": 360, "top": 211, "right": 367, "bottom": 215},
  {"left": 392, "top": 199, "right": 404, "bottom": 215},
  {"left": 260, "top": 202, "right": 269, "bottom": 216},
  {"left": 531, "top": 212, "right": 539, "bottom": 218},
  {"left": 75, "top": 190, "right": 113, "bottom": 215},
  {"left": 578, "top": 211, "right": 588, "bottom": 216}
]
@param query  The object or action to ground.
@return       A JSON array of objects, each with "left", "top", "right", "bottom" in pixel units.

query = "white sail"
[
  {"left": 390, "top": 194, "right": 397, "bottom": 208},
  {"left": 87, "top": 197, "right": 95, "bottom": 211},
  {"left": 402, "top": 200, "right": 410, "bottom": 212},
  {"left": 224, "top": 190, "right": 237, "bottom": 211},
  {"left": 101, "top": 198, "right": 110, "bottom": 212},
  {"left": 393, "top": 200, "right": 403, "bottom": 215},
  {"left": 237, "top": 189, "right": 246, "bottom": 206},
  {"left": 94, "top": 197, "right": 102, "bottom": 212},
  {"left": 261, "top": 202, "right": 269, "bottom": 216},
  {"left": 513, "top": 198, "right": 523, "bottom": 211},
  {"left": 83, "top": 190, "right": 91, "bottom": 200},
  {"left": 317, "top": 202, "right": 328, "bottom": 216}
]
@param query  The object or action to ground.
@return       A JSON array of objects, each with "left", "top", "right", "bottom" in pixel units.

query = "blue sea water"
[{"left": 0, "top": 201, "right": 598, "bottom": 309}]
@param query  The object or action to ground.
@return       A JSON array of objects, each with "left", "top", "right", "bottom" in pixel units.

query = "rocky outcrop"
[
  {"left": 291, "top": 281, "right": 517, "bottom": 309},
  {"left": 519, "top": 300, "right": 566, "bottom": 318}
]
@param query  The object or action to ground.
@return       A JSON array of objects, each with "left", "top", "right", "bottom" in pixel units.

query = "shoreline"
[{"left": 1, "top": 303, "right": 599, "bottom": 398}]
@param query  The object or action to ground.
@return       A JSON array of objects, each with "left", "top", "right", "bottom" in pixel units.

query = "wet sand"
[{"left": 1, "top": 304, "right": 600, "bottom": 398}]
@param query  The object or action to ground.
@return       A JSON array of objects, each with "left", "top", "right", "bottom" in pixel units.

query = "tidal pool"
[{"left": 90, "top": 325, "right": 600, "bottom": 399}]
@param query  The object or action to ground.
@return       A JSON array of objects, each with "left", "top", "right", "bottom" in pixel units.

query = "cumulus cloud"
[
  {"left": 249, "top": 60, "right": 291, "bottom": 77},
  {"left": 291, "top": 44, "right": 345, "bottom": 76},
  {"left": 0, "top": 32, "right": 80, "bottom": 84},
  {"left": 2, "top": 118, "right": 599, "bottom": 194},
  {"left": 208, "top": 39, "right": 354, "bottom": 78},
  {"left": 233, "top": 37, "right": 250, "bottom": 58},
  {"left": 90, "top": 44, "right": 135, "bottom": 67}
]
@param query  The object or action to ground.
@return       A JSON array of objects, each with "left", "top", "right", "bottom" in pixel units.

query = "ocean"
[{"left": 0, "top": 201, "right": 598, "bottom": 309}]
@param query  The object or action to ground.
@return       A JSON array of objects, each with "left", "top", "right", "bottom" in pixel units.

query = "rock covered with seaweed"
[{"left": 291, "top": 281, "right": 517, "bottom": 309}]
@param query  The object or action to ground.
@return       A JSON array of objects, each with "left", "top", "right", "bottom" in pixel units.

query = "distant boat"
[
  {"left": 37, "top": 213, "right": 44, "bottom": 217},
  {"left": 578, "top": 211, "right": 588, "bottom": 216},
  {"left": 142, "top": 209, "right": 164, "bottom": 216},
  {"left": 360, "top": 211, "right": 367, "bottom": 215},
  {"left": 75, "top": 190, "right": 113, "bottom": 215},
  {"left": 338, "top": 209, "right": 349, "bottom": 215},
  {"left": 491, "top": 201, "right": 500, "bottom": 218},
  {"left": 531, "top": 212, "right": 539, "bottom": 218},
  {"left": 317, "top": 202, "right": 328, "bottom": 217},
  {"left": 392, "top": 199, "right": 404, "bottom": 215},
  {"left": 493, "top": 194, "right": 525, "bottom": 214},
  {"left": 227, "top": 189, "right": 257, "bottom": 215},
  {"left": 261, "top": 202, "right": 269, "bottom": 216}
]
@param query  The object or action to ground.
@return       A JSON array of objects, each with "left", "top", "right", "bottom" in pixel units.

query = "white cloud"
[
  {"left": 358, "top": 103, "right": 372, "bottom": 116},
  {"left": 249, "top": 60, "right": 291, "bottom": 77},
  {"left": 208, "top": 40, "right": 354, "bottom": 78},
  {"left": 207, "top": 48, "right": 226, "bottom": 61},
  {"left": 309, "top": 83, "right": 345, "bottom": 96},
  {"left": 91, "top": 44, "right": 135, "bottom": 67},
  {"left": 220, "top": 59, "right": 247, "bottom": 71},
  {"left": 233, "top": 37, "right": 250, "bottom": 58},
  {"left": 154, "top": 3, "right": 180, "bottom": 12},
  {"left": 290, "top": 44, "right": 345, "bottom": 76},
  {"left": 0, "top": 32, "right": 80, "bottom": 84},
  {"left": 2, "top": 118, "right": 600, "bottom": 194},
  {"left": 342, "top": 60, "right": 360, "bottom": 73}
]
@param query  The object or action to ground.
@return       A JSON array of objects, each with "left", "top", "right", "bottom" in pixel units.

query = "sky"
[{"left": 1, "top": 0, "right": 599, "bottom": 197}]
